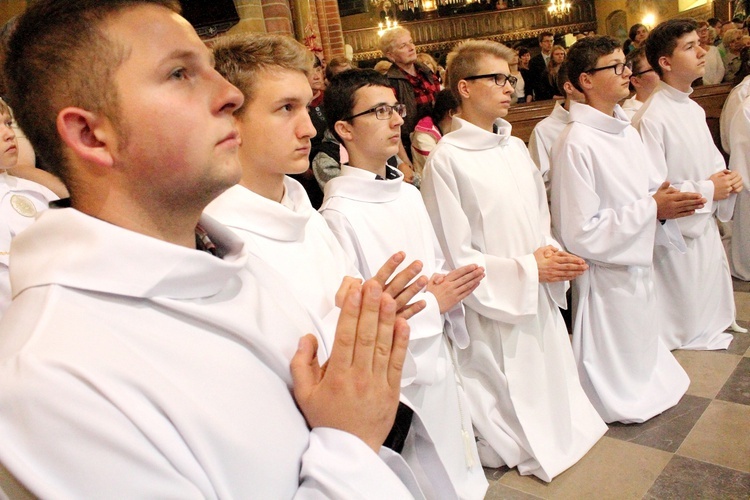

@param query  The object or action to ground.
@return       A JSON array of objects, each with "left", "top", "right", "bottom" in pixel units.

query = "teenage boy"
[
  {"left": 421, "top": 40, "right": 607, "bottom": 482},
  {"left": 720, "top": 49, "right": 750, "bottom": 154},
  {"left": 549, "top": 36, "right": 699, "bottom": 423},
  {"left": 621, "top": 47, "right": 660, "bottom": 119},
  {"left": 0, "top": 98, "right": 57, "bottom": 317},
  {"left": 527, "top": 61, "right": 585, "bottom": 190},
  {"left": 632, "top": 19, "right": 744, "bottom": 350},
  {"left": 320, "top": 69, "right": 489, "bottom": 499},
  {"left": 0, "top": 1, "right": 420, "bottom": 497},
  {"left": 206, "top": 35, "right": 478, "bottom": 498}
]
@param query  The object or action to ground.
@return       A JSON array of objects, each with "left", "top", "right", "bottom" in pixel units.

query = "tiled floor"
[{"left": 484, "top": 278, "right": 750, "bottom": 499}]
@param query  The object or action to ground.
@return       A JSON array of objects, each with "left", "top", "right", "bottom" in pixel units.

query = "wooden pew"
[{"left": 505, "top": 82, "right": 734, "bottom": 153}]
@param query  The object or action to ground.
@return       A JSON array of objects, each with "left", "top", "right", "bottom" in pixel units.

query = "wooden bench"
[{"left": 505, "top": 82, "right": 734, "bottom": 155}]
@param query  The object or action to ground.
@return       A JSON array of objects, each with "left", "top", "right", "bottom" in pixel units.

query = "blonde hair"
[
  {"left": 446, "top": 40, "right": 515, "bottom": 103},
  {"left": 723, "top": 28, "right": 743, "bottom": 47},
  {"left": 0, "top": 98, "right": 11, "bottom": 119},
  {"left": 373, "top": 59, "right": 393, "bottom": 74},
  {"left": 212, "top": 34, "right": 312, "bottom": 115},
  {"left": 378, "top": 26, "right": 411, "bottom": 58},
  {"left": 416, "top": 52, "right": 438, "bottom": 73}
]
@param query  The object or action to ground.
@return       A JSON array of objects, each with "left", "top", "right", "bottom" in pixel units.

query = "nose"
[
  {"left": 214, "top": 70, "right": 244, "bottom": 115},
  {"left": 391, "top": 109, "right": 404, "bottom": 127},
  {"left": 0, "top": 123, "right": 14, "bottom": 142},
  {"left": 300, "top": 112, "right": 317, "bottom": 139},
  {"left": 696, "top": 44, "right": 707, "bottom": 57},
  {"left": 623, "top": 65, "right": 633, "bottom": 78}
]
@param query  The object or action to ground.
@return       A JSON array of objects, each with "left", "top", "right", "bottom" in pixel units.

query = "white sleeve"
[{"left": 422, "top": 151, "right": 541, "bottom": 325}]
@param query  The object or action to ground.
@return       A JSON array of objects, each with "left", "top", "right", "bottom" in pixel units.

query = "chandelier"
[
  {"left": 378, "top": 17, "right": 399, "bottom": 37},
  {"left": 548, "top": 0, "right": 571, "bottom": 17}
]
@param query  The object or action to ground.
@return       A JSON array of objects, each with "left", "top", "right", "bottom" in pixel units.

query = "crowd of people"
[{"left": 0, "top": 0, "right": 747, "bottom": 498}]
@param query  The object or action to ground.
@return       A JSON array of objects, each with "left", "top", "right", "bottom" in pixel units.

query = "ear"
[
  {"left": 658, "top": 55, "right": 671, "bottom": 73},
  {"left": 457, "top": 79, "right": 471, "bottom": 100},
  {"left": 56, "top": 107, "right": 115, "bottom": 169},
  {"left": 562, "top": 81, "right": 576, "bottom": 96},
  {"left": 385, "top": 52, "right": 396, "bottom": 64},
  {"left": 578, "top": 72, "right": 594, "bottom": 91},
  {"left": 334, "top": 119, "right": 354, "bottom": 143}
]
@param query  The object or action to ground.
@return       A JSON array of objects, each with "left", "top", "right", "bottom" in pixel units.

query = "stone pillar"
[{"left": 262, "top": 0, "right": 295, "bottom": 35}]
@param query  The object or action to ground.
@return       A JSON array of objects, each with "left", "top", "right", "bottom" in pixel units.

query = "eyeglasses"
[
  {"left": 463, "top": 73, "right": 518, "bottom": 88},
  {"left": 344, "top": 103, "right": 407, "bottom": 121},
  {"left": 585, "top": 61, "right": 633, "bottom": 75},
  {"left": 632, "top": 68, "right": 655, "bottom": 77}
]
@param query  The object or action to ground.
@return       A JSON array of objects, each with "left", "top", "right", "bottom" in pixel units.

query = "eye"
[
  {"left": 169, "top": 67, "right": 188, "bottom": 80},
  {"left": 4, "top": 120, "right": 12, "bottom": 128}
]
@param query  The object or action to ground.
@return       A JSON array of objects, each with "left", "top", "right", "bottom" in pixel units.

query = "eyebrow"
[{"left": 160, "top": 48, "right": 213, "bottom": 67}]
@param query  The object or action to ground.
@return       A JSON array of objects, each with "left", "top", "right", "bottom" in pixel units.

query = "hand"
[
  {"left": 372, "top": 252, "right": 428, "bottom": 320},
  {"left": 426, "top": 264, "right": 485, "bottom": 314},
  {"left": 709, "top": 170, "right": 740, "bottom": 200},
  {"left": 534, "top": 245, "right": 588, "bottom": 283},
  {"left": 726, "top": 170, "right": 744, "bottom": 193},
  {"left": 398, "top": 163, "right": 415, "bottom": 184},
  {"left": 291, "top": 280, "right": 410, "bottom": 453},
  {"left": 653, "top": 181, "right": 706, "bottom": 219}
]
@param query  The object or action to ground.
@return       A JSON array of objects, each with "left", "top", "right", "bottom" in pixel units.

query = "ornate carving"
[{"left": 344, "top": 1, "right": 597, "bottom": 61}]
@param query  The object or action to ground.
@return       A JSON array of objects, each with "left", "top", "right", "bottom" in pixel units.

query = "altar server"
[
  {"left": 421, "top": 39, "right": 607, "bottom": 482},
  {"left": 727, "top": 94, "right": 750, "bottom": 280},
  {"left": 550, "top": 36, "right": 700, "bottom": 423},
  {"left": 320, "top": 68, "right": 489, "bottom": 499},
  {"left": 633, "top": 18, "right": 743, "bottom": 350}
]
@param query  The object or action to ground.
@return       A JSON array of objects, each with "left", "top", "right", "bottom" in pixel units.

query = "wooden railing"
[
  {"left": 344, "top": 1, "right": 596, "bottom": 62},
  {"left": 505, "top": 82, "right": 734, "bottom": 150}
]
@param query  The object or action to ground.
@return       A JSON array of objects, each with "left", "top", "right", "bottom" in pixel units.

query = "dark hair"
[
  {"left": 538, "top": 32, "right": 554, "bottom": 44},
  {"left": 430, "top": 88, "right": 458, "bottom": 126},
  {"left": 566, "top": 35, "right": 621, "bottom": 93},
  {"left": 735, "top": 46, "right": 750, "bottom": 85},
  {"left": 645, "top": 18, "right": 698, "bottom": 78},
  {"left": 628, "top": 23, "right": 646, "bottom": 41},
  {"left": 323, "top": 68, "right": 391, "bottom": 143},
  {"left": 625, "top": 46, "right": 647, "bottom": 91},
  {"left": 326, "top": 56, "right": 354, "bottom": 81},
  {"left": 707, "top": 17, "right": 721, "bottom": 28},
  {"left": 4, "top": 0, "right": 180, "bottom": 183},
  {"left": 517, "top": 47, "right": 530, "bottom": 58},
  {"left": 556, "top": 61, "right": 570, "bottom": 96}
]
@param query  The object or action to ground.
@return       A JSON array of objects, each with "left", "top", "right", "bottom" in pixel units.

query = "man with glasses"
[
  {"left": 621, "top": 47, "right": 660, "bottom": 119},
  {"left": 633, "top": 18, "right": 743, "bottom": 351},
  {"left": 421, "top": 40, "right": 606, "bottom": 483},
  {"left": 549, "top": 36, "right": 700, "bottom": 424},
  {"left": 528, "top": 32, "right": 555, "bottom": 100},
  {"left": 320, "top": 68, "right": 489, "bottom": 500}
]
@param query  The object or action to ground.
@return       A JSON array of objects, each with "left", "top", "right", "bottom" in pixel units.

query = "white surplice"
[
  {"left": 0, "top": 172, "right": 56, "bottom": 317},
  {"left": 320, "top": 166, "right": 488, "bottom": 500},
  {"left": 0, "top": 208, "right": 420, "bottom": 499},
  {"left": 620, "top": 95, "right": 643, "bottom": 121},
  {"left": 703, "top": 45, "right": 726, "bottom": 86},
  {"left": 421, "top": 117, "right": 606, "bottom": 482},
  {"left": 549, "top": 102, "right": 689, "bottom": 423},
  {"left": 527, "top": 100, "right": 569, "bottom": 190},
  {"left": 720, "top": 75, "right": 750, "bottom": 155},
  {"left": 633, "top": 82, "right": 735, "bottom": 350},
  {"left": 728, "top": 95, "right": 750, "bottom": 280}
]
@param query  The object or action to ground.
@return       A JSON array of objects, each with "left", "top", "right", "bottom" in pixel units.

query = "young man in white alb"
[
  {"left": 421, "top": 40, "right": 606, "bottom": 482},
  {"left": 320, "top": 68, "right": 489, "bottom": 499},
  {"left": 550, "top": 36, "right": 702, "bottom": 423},
  {"left": 632, "top": 18, "right": 744, "bottom": 350}
]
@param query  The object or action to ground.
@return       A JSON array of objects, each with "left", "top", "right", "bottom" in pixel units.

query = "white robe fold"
[
  {"left": 633, "top": 81, "right": 735, "bottom": 350},
  {"left": 0, "top": 172, "right": 56, "bottom": 317},
  {"left": 320, "top": 165, "right": 487, "bottom": 500},
  {"left": 421, "top": 116, "right": 606, "bottom": 482},
  {"left": 527, "top": 100, "right": 569, "bottom": 188},
  {"left": 0, "top": 208, "right": 419, "bottom": 499},
  {"left": 728, "top": 95, "right": 750, "bottom": 280},
  {"left": 720, "top": 75, "right": 750, "bottom": 155},
  {"left": 549, "top": 102, "right": 689, "bottom": 423}
]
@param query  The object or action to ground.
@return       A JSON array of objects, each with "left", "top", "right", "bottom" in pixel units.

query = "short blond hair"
[
  {"left": 0, "top": 98, "right": 11, "bottom": 118},
  {"left": 723, "top": 28, "right": 743, "bottom": 47},
  {"left": 378, "top": 27, "right": 411, "bottom": 58},
  {"left": 212, "top": 34, "right": 312, "bottom": 115},
  {"left": 446, "top": 40, "right": 515, "bottom": 103}
]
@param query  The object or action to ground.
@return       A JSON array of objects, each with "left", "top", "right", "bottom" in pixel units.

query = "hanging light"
[{"left": 548, "top": 0, "right": 571, "bottom": 18}]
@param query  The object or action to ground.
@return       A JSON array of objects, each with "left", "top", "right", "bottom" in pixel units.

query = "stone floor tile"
[
  {"left": 605, "top": 394, "right": 710, "bottom": 452},
  {"left": 484, "top": 481, "right": 542, "bottom": 500},
  {"left": 497, "top": 437, "right": 671, "bottom": 499},
  {"left": 735, "top": 290, "right": 750, "bottom": 321},
  {"left": 643, "top": 455, "right": 750, "bottom": 500},
  {"left": 677, "top": 400, "right": 750, "bottom": 473},
  {"left": 672, "top": 349, "right": 741, "bottom": 398},
  {"left": 732, "top": 278, "right": 750, "bottom": 294},
  {"left": 716, "top": 357, "right": 750, "bottom": 406},
  {"left": 725, "top": 326, "right": 750, "bottom": 356}
]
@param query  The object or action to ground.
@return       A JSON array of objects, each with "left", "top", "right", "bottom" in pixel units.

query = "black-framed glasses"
[
  {"left": 343, "top": 103, "right": 407, "bottom": 121},
  {"left": 464, "top": 73, "right": 518, "bottom": 88},
  {"left": 585, "top": 61, "right": 633, "bottom": 75},
  {"left": 632, "top": 68, "right": 655, "bottom": 77}
]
